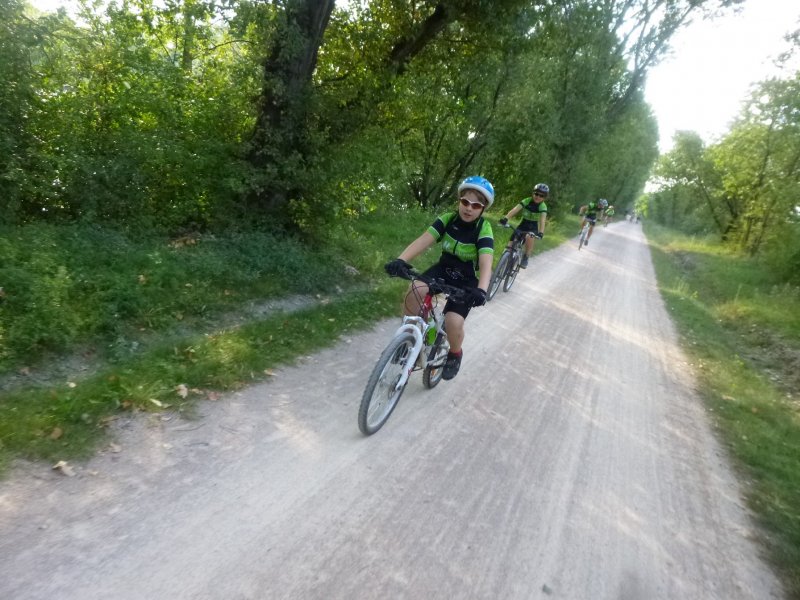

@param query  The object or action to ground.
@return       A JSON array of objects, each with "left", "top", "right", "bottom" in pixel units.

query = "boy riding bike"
[
  {"left": 385, "top": 176, "right": 495, "bottom": 381},
  {"left": 577, "top": 198, "right": 607, "bottom": 246},
  {"left": 497, "top": 183, "right": 549, "bottom": 269}
]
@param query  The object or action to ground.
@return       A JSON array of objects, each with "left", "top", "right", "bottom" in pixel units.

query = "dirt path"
[{"left": 0, "top": 222, "right": 783, "bottom": 599}]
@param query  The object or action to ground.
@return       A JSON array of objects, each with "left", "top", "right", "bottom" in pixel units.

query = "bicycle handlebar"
[
  {"left": 392, "top": 270, "right": 470, "bottom": 302},
  {"left": 499, "top": 223, "right": 542, "bottom": 239}
]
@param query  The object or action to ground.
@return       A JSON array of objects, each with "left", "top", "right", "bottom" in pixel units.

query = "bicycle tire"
[
  {"left": 422, "top": 334, "right": 449, "bottom": 389},
  {"left": 487, "top": 252, "right": 510, "bottom": 301},
  {"left": 578, "top": 226, "right": 587, "bottom": 250},
  {"left": 358, "top": 331, "right": 416, "bottom": 435},
  {"left": 503, "top": 253, "right": 521, "bottom": 292}
]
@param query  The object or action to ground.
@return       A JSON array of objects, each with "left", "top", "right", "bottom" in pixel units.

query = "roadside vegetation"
[{"left": 647, "top": 223, "right": 800, "bottom": 598}]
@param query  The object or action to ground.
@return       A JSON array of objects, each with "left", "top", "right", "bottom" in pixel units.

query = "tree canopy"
[
  {"left": 1, "top": 0, "right": 742, "bottom": 233},
  {"left": 647, "top": 50, "right": 800, "bottom": 280}
]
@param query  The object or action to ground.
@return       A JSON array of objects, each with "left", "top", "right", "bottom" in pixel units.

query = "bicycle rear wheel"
[
  {"left": 358, "top": 331, "right": 416, "bottom": 435},
  {"left": 503, "top": 253, "right": 521, "bottom": 292},
  {"left": 487, "top": 252, "right": 510, "bottom": 301}
]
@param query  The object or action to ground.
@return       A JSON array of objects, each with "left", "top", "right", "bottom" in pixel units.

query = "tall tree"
[
  {"left": 243, "top": 0, "right": 538, "bottom": 223},
  {"left": 245, "top": 0, "right": 336, "bottom": 222},
  {"left": 0, "top": 0, "right": 40, "bottom": 223}
]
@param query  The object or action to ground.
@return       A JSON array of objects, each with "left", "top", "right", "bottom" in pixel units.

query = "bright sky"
[
  {"left": 645, "top": 0, "right": 800, "bottom": 152},
  {"left": 27, "top": 0, "right": 800, "bottom": 155}
]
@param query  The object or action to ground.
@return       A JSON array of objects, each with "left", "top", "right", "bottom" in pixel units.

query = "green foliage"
[
  {"left": 761, "top": 220, "right": 800, "bottom": 284},
  {"left": 648, "top": 66, "right": 800, "bottom": 261},
  {"left": 3, "top": 0, "right": 733, "bottom": 234},
  {"left": 0, "top": 0, "right": 43, "bottom": 220},
  {"left": 3, "top": 0, "right": 256, "bottom": 230},
  {"left": 326, "top": 206, "right": 434, "bottom": 271},
  {"left": 0, "top": 222, "right": 352, "bottom": 373}
]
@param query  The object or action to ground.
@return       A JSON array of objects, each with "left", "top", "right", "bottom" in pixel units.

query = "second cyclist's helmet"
[
  {"left": 533, "top": 183, "right": 550, "bottom": 197},
  {"left": 458, "top": 176, "right": 495, "bottom": 208},
  {"left": 599, "top": 198, "right": 609, "bottom": 208}
]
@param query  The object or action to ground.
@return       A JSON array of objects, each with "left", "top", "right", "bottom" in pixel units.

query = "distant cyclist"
[
  {"left": 384, "top": 176, "right": 495, "bottom": 381},
  {"left": 497, "top": 183, "right": 549, "bottom": 269},
  {"left": 604, "top": 204, "right": 616, "bottom": 226},
  {"left": 578, "top": 198, "right": 607, "bottom": 246}
]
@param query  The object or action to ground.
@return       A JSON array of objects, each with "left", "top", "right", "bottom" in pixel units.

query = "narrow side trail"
[{"left": 0, "top": 222, "right": 782, "bottom": 599}]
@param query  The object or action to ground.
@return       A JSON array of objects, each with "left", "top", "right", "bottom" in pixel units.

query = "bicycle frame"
[{"left": 391, "top": 293, "right": 445, "bottom": 390}]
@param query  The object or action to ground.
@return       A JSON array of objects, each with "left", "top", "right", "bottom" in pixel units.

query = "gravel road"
[{"left": 0, "top": 222, "right": 783, "bottom": 599}]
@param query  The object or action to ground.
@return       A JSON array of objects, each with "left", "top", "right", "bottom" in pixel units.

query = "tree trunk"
[{"left": 246, "top": 0, "right": 335, "bottom": 218}]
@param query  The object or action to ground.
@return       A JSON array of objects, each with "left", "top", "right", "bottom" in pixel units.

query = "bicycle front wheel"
[
  {"left": 503, "top": 253, "right": 521, "bottom": 292},
  {"left": 578, "top": 227, "right": 587, "bottom": 250},
  {"left": 487, "top": 252, "right": 510, "bottom": 301},
  {"left": 358, "top": 331, "right": 416, "bottom": 435}
]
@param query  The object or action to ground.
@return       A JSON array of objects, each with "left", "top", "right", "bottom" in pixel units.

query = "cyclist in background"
[
  {"left": 578, "top": 198, "right": 607, "bottom": 246},
  {"left": 604, "top": 204, "right": 616, "bottom": 226},
  {"left": 497, "top": 183, "right": 549, "bottom": 269},
  {"left": 385, "top": 176, "right": 495, "bottom": 381}
]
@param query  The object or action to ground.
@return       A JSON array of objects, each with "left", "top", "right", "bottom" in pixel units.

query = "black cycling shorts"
[
  {"left": 515, "top": 220, "right": 541, "bottom": 234},
  {"left": 420, "top": 262, "right": 478, "bottom": 320}
]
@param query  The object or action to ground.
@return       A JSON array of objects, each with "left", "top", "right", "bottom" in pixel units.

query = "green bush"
[{"left": 0, "top": 223, "right": 356, "bottom": 373}]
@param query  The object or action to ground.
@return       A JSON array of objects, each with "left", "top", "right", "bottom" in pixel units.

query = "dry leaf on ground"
[{"left": 52, "top": 461, "right": 76, "bottom": 477}]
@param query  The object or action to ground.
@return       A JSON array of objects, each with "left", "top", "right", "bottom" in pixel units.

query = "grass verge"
[
  {"left": 0, "top": 282, "right": 407, "bottom": 471},
  {"left": 646, "top": 223, "right": 800, "bottom": 598}
]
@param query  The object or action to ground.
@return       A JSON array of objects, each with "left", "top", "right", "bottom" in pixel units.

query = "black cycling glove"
[
  {"left": 466, "top": 287, "right": 487, "bottom": 307},
  {"left": 384, "top": 258, "right": 413, "bottom": 278},
  {"left": 498, "top": 217, "right": 508, "bottom": 226}
]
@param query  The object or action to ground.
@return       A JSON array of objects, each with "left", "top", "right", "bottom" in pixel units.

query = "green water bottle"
[{"left": 426, "top": 318, "right": 436, "bottom": 345}]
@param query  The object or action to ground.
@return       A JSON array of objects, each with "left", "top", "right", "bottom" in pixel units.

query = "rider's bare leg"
[
  {"left": 444, "top": 312, "right": 465, "bottom": 353},
  {"left": 524, "top": 236, "right": 534, "bottom": 257},
  {"left": 403, "top": 281, "right": 428, "bottom": 316}
]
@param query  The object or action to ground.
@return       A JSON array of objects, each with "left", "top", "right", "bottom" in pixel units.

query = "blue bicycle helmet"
[
  {"left": 533, "top": 183, "right": 550, "bottom": 196},
  {"left": 599, "top": 198, "right": 609, "bottom": 208},
  {"left": 458, "top": 176, "right": 495, "bottom": 208}
]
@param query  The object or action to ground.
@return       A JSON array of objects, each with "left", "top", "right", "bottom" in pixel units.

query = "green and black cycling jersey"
[
  {"left": 518, "top": 197, "right": 548, "bottom": 222},
  {"left": 584, "top": 201, "right": 601, "bottom": 217},
  {"left": 427, "top": 211, "right": 494, "bottom": 280}
]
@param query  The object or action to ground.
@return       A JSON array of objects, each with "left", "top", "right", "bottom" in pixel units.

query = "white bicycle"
[{"left": 358, "top": 272, "right": 467, "bottom": 435}]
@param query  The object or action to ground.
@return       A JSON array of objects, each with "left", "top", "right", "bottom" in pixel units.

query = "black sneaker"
[
  {"left": 520, "top": 255, "right": 529, "bottom": 269},
  {"left": 442, "top": 352, "right": 462, "bottom": 380},
  {"left": 584, "top": 239, "right": 589, "bottom": 246}
]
